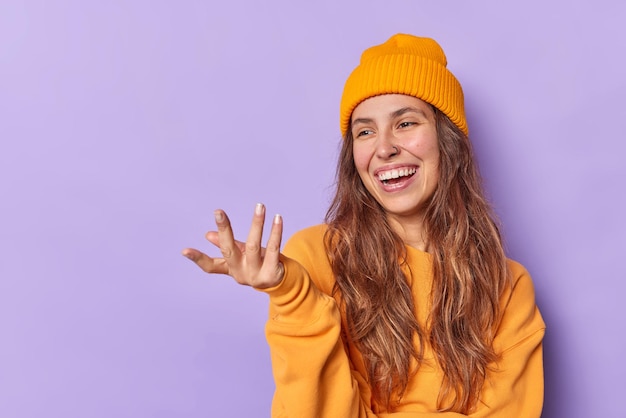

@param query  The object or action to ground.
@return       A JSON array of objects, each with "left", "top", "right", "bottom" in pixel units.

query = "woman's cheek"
[{"left": 352, "top": 146, "right": 371, "bottom": 173}]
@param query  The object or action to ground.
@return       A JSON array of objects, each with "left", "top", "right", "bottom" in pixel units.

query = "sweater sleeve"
[
  {"left": 465, "top": 261, "right": 546, "bottom": 418},
  {"left": 258, "top": 255, "right": 376, "bottom": 418}
]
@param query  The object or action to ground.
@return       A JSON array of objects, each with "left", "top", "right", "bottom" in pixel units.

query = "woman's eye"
[
  {"left": 356, "top": 129, "right": 373, "bottom": 138},
  {"left": 398, "top": 121, "right": 415, "bottom": 129}
]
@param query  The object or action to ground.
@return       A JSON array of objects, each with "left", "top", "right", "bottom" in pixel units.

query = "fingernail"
[
  {"left": 274, "top": 214, "right": 282, "bottom": 224},
  {"left": 214, "top": 210, "right": 223, "bottom": 222},
  {"left": 255, "top": 203, "right": 264, "bottom": 215}
]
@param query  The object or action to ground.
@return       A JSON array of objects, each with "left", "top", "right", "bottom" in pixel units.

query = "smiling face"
[{"left": 351, "top": 94, "right": 440, "bottom": 224}]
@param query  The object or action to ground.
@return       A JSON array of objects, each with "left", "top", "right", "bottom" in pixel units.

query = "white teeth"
[{"left": 377, "top": 167, "right": 416, "bottom": 181}]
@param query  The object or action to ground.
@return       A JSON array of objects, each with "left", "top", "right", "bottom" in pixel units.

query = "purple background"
[{"left": 1, "top": 1, "right": 624, "bottom": 417}]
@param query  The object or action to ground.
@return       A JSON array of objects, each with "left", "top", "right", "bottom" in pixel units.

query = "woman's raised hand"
[{"left": 182, "top": 203, "right": 285, "bottom": 289}]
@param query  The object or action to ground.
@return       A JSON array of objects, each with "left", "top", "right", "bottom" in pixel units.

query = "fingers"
[
  {"left": 205, "top": 231, "right": 246, "bottom": 253},
  {"left": 258, "top": 213, "right": 284, "bottom": 286},
  {"left": 245, "top": 203, "right": 266, "bottom": 272},
  {"left": 213, "top": 209, "right": 242, "bottom": 266},
  {"left": 181, "top": 248, "right": 229, "bottom": 275}
]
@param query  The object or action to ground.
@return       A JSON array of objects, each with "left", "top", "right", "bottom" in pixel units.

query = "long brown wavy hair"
[{"left": 324, "top": 107, "right": 510, "bottom": 413}]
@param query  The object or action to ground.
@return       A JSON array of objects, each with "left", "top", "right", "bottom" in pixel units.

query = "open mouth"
[{"left": 377, "top": 167, "right": 417, "bottom": 185}]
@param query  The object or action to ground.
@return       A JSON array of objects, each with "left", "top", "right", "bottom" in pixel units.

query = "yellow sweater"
[{"left": 259, "top": 224, "right": 545, "bottom": 417}]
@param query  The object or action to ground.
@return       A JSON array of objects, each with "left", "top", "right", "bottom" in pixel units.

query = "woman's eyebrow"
[
  {"left": 351, "top": 117, "right": 373, "bottom": 127},
  {"left": 352, "top": 107, "right": 427, "bottom": 128},
  {"left": 390, "top": 106, "right": 426, "bottom": 119}
]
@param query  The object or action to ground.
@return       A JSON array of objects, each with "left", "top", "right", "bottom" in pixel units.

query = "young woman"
[{"left": 183, "top": 34, "right": 545, "bottom": 417}]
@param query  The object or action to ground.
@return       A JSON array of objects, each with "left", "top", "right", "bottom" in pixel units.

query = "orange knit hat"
[{"left": 340, "top": 34, "right": 467, "bottom": 137}]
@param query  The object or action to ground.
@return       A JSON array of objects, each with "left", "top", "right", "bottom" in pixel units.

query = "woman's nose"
[{"left": 376, "top": 133, "right": 399, "bottom": 159}]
